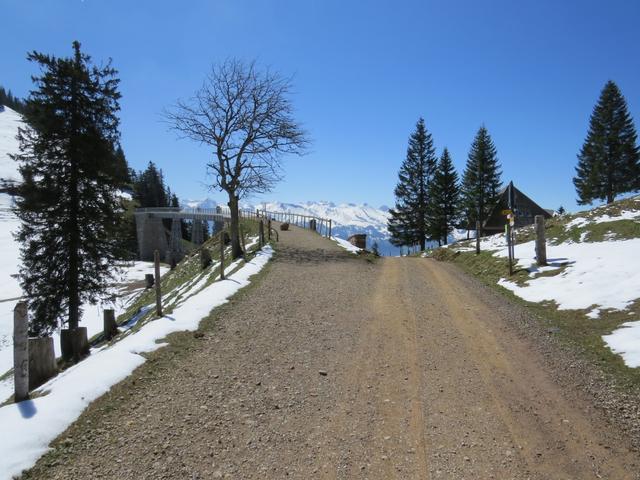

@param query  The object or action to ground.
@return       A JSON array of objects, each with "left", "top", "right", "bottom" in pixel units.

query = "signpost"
[{"left": 504, "top": 211, "right": 516, "bottom": 275}]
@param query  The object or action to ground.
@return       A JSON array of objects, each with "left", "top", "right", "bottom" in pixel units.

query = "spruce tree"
[
  {"left": 0, "top": 85, "right": 26, "bottom": 113},
  {"left": 574, "top": 81, "right": 640, "bottom": 205},
  {"left": 12, "top": 41, "right": 126, "bottom": 335},
  {"left": 427, "top": 148, "right": 460, "bottom": 245},
  {"left": 460, "top": 126, "right": 502, "bottom": 236},
  {"left": 387, "top": 118, "right": 437, "bottom": 250},
  {"left": 133, "top": 161, "right": 169, "bottom": 208}
]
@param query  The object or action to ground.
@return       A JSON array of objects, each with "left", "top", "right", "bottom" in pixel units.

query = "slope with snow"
[
  {"left": 0, "top": 245, "right": 272, "bottom": 480},
  {"left": 444, "top": 196, "right": 640, "bottom": 368},
  {"left": 0, "top": 106, "right": 23, "bottom": 184},
  {"left": 0, "top": 106, "right": 175, "bottom": 400}
]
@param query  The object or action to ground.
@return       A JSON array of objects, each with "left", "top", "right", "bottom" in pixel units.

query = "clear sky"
[{"left": 2, "top": 0, "right": 639, "bottom": 212}]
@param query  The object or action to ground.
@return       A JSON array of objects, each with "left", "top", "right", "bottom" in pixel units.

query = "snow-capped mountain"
[{"left": 182, "top": 198, "right": 400, "bottom": 255}]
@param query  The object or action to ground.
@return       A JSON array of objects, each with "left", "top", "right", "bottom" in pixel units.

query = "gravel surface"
[{"left": 21, "top": 226, "right": 639, "bottom": 479}]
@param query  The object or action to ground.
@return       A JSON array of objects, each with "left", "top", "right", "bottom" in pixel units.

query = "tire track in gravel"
[{"left": 420, "top": 258, "right": 639, "bottom": 479}]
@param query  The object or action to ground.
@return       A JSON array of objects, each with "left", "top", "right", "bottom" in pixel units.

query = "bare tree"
[{"left": 166, "top": 59, "right": 309, "bottom": 258}]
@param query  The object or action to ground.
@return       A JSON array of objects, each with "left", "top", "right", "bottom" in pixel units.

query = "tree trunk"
[
  {"left": 67, "top": 43, "right": 83, "bottom": 331},
  {"left": 227, "top": 193, "right": 244, "bottom": 259}
]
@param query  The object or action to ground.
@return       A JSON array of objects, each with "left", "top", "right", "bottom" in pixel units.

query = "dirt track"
[{"left": 23, "top": 225, "right": 639, "bottom": 479}]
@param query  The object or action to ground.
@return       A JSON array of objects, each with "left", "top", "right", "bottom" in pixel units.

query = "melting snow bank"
[
  {"left": 332, "top": 236, "right": 361, "bottom": 253},
  {"left": 603, "top": 321, "right": 640, "bottom": 368},
  {"left": 495, "top": 238, "right": 640, "bottom": 315},
  {"left": 0, "top": 245, "right": 273, "bottom": 480}
]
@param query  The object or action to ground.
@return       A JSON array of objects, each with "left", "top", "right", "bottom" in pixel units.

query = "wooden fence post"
[
  {"left": 259, "top": 220, "right": 265, "bottom": 247},
  {"left": 154, "top": 250, "right": 162, "bottom": 316},
  {"left": 535, "top": 215, "right": 547, "bottom": 266},
  {"left": 329, "top": 219, "right": 332, "bottom": 238},
  {"left": 268, "top": 219, "right": 272, "bottom": 240},
  {"left": 103, "top": 309, "right": 118, "bottom": 340},
  {"left": 475, "top": 221, "right": 481, "bottom": 254},
  {"left": 219, "top": 232, "right": 225, "bottom": 280},
  {"left": 13, "top": 301, "right": 29, "bottom": 402}
]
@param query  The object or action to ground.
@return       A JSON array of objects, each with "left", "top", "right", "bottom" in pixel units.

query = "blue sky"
[{"left": 2, "top": 0, "right": 639, "bottom": 212}]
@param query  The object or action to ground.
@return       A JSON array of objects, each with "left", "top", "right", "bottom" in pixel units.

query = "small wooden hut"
[{"left": 483, "top": 181, "right": 552, "bottom": 235}]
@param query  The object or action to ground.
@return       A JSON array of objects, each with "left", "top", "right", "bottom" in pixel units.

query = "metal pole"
[{"left": 506, "top": 223, "right": 513, "bottom": 275}]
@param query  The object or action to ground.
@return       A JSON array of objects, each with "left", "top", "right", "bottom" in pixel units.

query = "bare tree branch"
[{"left": 164, "top": 59, "right": 309, "bottom": 258}]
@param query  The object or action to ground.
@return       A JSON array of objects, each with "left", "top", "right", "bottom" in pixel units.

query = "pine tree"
[
  {"left": 387, "top": 118, "right": 437, "bottom": 250},
  {"left": 133, "top": 161, "right": 169, "bottom": 208},
  {"left": 460, "top": 126, "right": 502, "bottom": 236},
  {"left": 0, "top": 85, "right": 26, "bottom": 113},
  {"left": 574, "top": 81, "right": 640, "bottom": 205},
  {"left": 557, "top": 205, "right": 566, "bottom": 215},
  {"left": 428, "top": 148, "right": 460, "bottom": 245},
  {"left": 12, "top": 41, "right": 126, "bottom": 335}
]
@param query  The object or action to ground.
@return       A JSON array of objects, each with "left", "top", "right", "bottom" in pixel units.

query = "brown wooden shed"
[{"left": 483, "top": 181, "right": 552, "bottom": 235}]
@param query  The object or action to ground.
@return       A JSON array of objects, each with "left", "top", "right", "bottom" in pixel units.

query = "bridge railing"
[
  {"left": 134, "top": 206, "right": 333, "bottom": 238},
  {"left": 256, "top": 209, "right": 333, "bottom": 238}
]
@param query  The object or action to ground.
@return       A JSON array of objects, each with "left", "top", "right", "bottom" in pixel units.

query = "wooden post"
[
  {"left": 154, "top": 250, "right": 162, "bottom": 317},
  {"left": 219, "top": 231, "right": 225, "bottom": 280},
  {"left": 14, "top": 301, "right": 29, "bottom": 401},
  {"left": 259, "top": 219, "right": 265, "bottom": 247},
  {"left": 268, "top": 219, "right": 272, "bottom": 240},
  {"left": 535, "top": 215, "right": 547, "bottom": 266},
  {"left": 475, "top": 221, "right": 481, "bottom": 254},
  {"left": 329, "top": 219, "right": 332, "bottom": 238},
  {"left": 103, "top": 308, "right": 118, "bottom": 340}
]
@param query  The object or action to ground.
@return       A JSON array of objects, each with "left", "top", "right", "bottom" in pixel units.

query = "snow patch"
[
  {"left": 603, "top": 321, "right": 640, "bottom": 368},
  {"left": 0, "top": 246, "right": 273, "bottom": 479},
  {"left": 332, "top": 236, "right": 361, "bottom": 253}
]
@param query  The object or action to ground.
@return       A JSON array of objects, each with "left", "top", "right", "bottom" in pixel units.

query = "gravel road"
[{"left": 22, "top": 225, "right": 639, "bottom": 479}]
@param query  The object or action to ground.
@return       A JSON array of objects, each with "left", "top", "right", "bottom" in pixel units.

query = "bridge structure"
[
  {"left": 134, "top": 206, "right": 333, "bottom": 263},
  {"left": 134, "top": 207, "right": 236, "bottom": 262}
]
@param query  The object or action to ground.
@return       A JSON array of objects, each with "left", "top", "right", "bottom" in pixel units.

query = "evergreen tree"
[
  {"left": 428, "top": 148, "right": 460, "bottom": 245},
  {"left": 557, "top": 205, "right": 566, "bottom": 215},
  {"left": 574, "top": 81, "right": 640, "bottom": 205},
  {"left": 0, "top": 85, "right": 26, "bottom": 113},
  {"left": 460, "top": 126, "right": 502, "bottom": 236},
  {"left": 113, "top": 144, "right": 131, "bottom": 185},
  {"left": 133, "top": 161, "right": 169, "bottom": 208},
  {"left": 13, "top": 41, "right": 125, "bottom": 335},
  {"left": 387, "top": 118, "right": 437, "bottom": 250}
]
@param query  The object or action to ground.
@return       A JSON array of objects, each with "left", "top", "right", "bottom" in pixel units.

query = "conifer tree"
[
  {"left": 133, "top": 161, "right": 170, "bottom": 208},
  {"left": 427, "top": 148, "right": 460, "bottom": 245},
  {"left": 460, "top": 126, "right": 502, "bottom": 236},
  {"left": 388, "top": 118, "right": 437, "bottom": 250},
  {"left": 574, "top": 81, "right": 640, "bottom": 205},
  {"left": 0, "top": 85, "right": 26, "bottom": 113},
  {"left": 12, "top": 41, "right": 126, "bottom": 335}
]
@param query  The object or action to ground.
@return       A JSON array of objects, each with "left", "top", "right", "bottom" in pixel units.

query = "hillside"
[
  {"left": 432, "top": 195, "right": 640, "bottom": 375},
  {"left": 0, "top": 106, "right": 23, "bottom": 186}
]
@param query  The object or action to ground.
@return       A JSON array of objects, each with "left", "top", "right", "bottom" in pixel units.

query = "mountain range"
[{"left": 183, "top": 198, "right": 401, "bottom": 255}]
